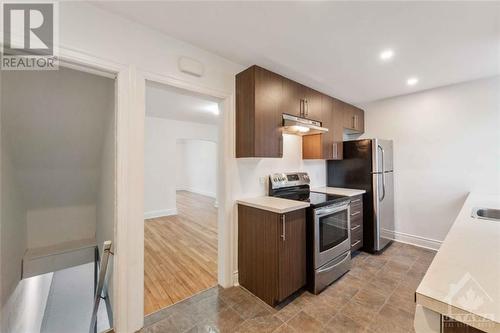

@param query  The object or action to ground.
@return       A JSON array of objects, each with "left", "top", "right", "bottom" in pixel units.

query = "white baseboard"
[
  {"left": 144, "top": 208, "right": 177, "bottom": 220},
  {"left": 177, "top": 188, "right": 216, "bottom": 198},
  {"left": 390, "top": 230, "right": 442, "bottom": 251}
]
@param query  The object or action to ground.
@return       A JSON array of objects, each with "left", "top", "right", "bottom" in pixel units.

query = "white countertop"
[
  {"left": 237, "top": 196, "right": 310, "bottom": 214},
  {"left": 416, "top": 193, "right": 500, "bottom": 332},
  {"left": 311, "top": 186, "right": 366, "bottom": 197}
]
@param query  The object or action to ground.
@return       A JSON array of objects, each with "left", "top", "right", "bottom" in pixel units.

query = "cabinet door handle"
[
  {"left": 351, "top": 211, "right": 361, "bottom": 216},
  {"left": 351, "top": 199, "right": 361, "bottom": 204},
  {"left": 351, "top": 240, "right": 361, "bottom": 247},
  {"left": 351, "top": 224, "right": 361, "bottom": 231},
  {"left": 281, "top": 215, "right": 286, "bottom": 241},
  {"left": 352, "top": 115, "right": 355, "bottom": 129},
  {"left": 305, "top": 99, "right": 309, "bottom": 117}
]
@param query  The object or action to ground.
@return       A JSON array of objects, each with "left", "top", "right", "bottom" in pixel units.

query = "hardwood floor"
[{"left": 144, "top": 191, "right": 218, "bottom": 315}]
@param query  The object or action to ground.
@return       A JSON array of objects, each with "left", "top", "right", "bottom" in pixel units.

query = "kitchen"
[
  {"left": 232, "top": 65, "right": 499, "bottom": 332},
  {"left": 232, "top": 66, "right": 500, "bottom": 332},
  {"left": 0, "top": 2, "right": 498, "bottom": 333}
]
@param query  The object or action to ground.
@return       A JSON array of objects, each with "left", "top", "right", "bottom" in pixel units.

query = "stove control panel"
[{"left": 269, "top": 172, "right": 310, "bottom": 190}]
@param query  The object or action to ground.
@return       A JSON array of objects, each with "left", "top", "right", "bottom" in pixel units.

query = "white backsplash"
[{"left": 234, "top": 134, "right": 326, "bottom": 198}]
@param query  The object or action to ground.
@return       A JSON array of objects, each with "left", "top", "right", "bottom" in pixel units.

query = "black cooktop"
[
  {"left": 308, "top": 192, "right": 348, "bottom": 206},
  {"left": 274, "top": 190, "right": 349, "bottom": 208}
]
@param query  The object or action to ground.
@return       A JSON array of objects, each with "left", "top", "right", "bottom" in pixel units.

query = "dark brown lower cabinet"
[
  {"left": 238, "top": 205, "right": 306, "bottom": 306},
  {"left": 350, "top": 195, "right": 364, "bottom": 251}
]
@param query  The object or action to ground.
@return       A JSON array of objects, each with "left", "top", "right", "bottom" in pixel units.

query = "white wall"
[
  {"left": 175, "top": 142, "right": 186, "bottom": 190},
  {"left": 0, "top": 134, "right": 27, "bottom": 333},
  {"left": 27, "top": 205, "right": 97, "bottom": 249},
  {"left": 2, "top": 68, "right": 115, "bottom": 249},
  {"left": 361, "top": 76, "right": 500, "bottom": 248},
  {"left": 176, "top": 139, "right": 217, "bottom": 198},
  {"left": 233, "top": 134, "right": 327, "bottom": 198},
  {"left": 144, "top": 118, "right": 217, "bottom": 218}
]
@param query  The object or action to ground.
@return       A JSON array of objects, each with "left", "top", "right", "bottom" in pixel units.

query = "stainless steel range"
[{"left": 269, "top": 172, "right": 352, "bottom": 294}]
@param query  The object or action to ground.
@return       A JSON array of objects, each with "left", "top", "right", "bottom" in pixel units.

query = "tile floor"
[{"left": 141, "top": 242, "right": 436, "bottom": 333}]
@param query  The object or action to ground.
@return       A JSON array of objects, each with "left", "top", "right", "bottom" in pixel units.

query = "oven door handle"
[
  {"left": 315, "top": 204, "right": 350, "bottom": 217},
  {"left": 316, "top": 251, "right": 350, "bottom": 273}
]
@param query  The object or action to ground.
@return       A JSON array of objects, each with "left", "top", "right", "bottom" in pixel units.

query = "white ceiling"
[
  {"left": 146, "top": 81, "right": 220, "bottom": 125},
  {"left": 93, "top": 1, "right": 500, "bottom": 104}
]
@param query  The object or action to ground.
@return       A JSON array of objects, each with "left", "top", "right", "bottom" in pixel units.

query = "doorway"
[
  {"left": 143, "top": 81, "right": 221, "bottom": 315},
  {"left": 0, "top": 66, "right": 116, "bottom": 332}
]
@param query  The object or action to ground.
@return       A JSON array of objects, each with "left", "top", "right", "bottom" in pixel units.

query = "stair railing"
[{"left": 89, "top": 240, "right": 113, "bottom": 333}]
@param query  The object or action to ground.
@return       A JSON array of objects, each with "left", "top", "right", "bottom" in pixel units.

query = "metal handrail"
[{"left": 89, "top": 241, "right": 113, "bottom": 333}]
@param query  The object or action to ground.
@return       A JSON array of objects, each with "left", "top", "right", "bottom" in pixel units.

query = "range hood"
[{"left": 282, "top": 113, "right": 329, "bottom": 136}]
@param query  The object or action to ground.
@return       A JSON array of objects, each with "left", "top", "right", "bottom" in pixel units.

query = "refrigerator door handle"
[{"left": 377, "top": 145, "right": 386, "bottom": 201}]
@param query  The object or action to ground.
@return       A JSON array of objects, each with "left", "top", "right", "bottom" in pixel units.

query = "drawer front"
[
  {"left": 350, "top": 196, "right": 363, "bottom": 214},
  {"left": 351, "top": 224, "right": 363, "bottom": 251},
  {"left": 350, "top": 210, "right": 363, "bottom": 226},
  {"left": 350, "top": 222, "right": 362, "bottom": 234}
]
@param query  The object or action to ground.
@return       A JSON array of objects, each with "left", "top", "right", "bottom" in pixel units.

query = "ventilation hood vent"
[{"left": 282, "top": 113, "right": 328, "bottom": 136}]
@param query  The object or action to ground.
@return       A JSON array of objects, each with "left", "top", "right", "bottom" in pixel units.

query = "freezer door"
[
  {"left": 372, "top": 139, "right": 394, "bottom": 173},
  {"left": 372, "top": 171, "right": 395, "bottom": 251}
]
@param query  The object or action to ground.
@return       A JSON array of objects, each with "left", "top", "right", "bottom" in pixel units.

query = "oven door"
[{"left": 314, "top": 202, "right": 351, "bottom": 269}]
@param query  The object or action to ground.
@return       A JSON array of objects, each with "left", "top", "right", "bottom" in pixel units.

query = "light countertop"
[
  {"left": 311, "top": 186, "right": 366, "bottom": 197},
  {"left": 237, "top": 196, "right": 310, "bottom": 214},
  {"left": 415, "top": 193, "right": 500, "bottom": 332}
]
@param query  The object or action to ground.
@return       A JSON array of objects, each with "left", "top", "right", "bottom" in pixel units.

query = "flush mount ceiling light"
[
  {"left": 379, "top": 49, "right": 394, "bottom": 61},
  {"left": 407, "top": 77, "right": 419, "bottom": 86}
]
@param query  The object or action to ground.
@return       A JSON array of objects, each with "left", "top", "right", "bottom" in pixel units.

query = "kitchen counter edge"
[
  {"left": 237, "top": 197, "right": 310, "bottom": 214},
  {"left": 311, "top": 186, "right": 366, "bottom": 197},
  {"left": 415, "top": 192, "right": 500, "bottom": 333}
]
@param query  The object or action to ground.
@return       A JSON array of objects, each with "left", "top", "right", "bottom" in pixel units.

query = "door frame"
[{"left": 40, "top": 48, "right": 142, "bottom": 333}]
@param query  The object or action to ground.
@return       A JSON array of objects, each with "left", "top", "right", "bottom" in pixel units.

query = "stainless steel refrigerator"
[{"left": 327, "top": 139, "right": 395, "bottom": 252}]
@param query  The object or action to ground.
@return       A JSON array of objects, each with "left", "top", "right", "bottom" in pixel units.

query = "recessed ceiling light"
[
  {"left": 379, "top": 49, "right": 394, "bottom": 61},
  {"left": 407, "top": 77, "right": 419, "bottom": 86}
]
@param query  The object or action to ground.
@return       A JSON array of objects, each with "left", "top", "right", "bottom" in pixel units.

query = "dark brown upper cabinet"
[
  {"left": 281, "top": 79, "right": 322, "bottom": 121},
  {"left": 236, "top": 65, "right": 283, "bottom": 158},
  {"left": 343, "top": 102, "right": 365, "bottom": 133},
  {"left": 281, "top": 78, "right": 303, "bottom": 118},
  {"left": 303, "top": 96, "right": 344, "bottom": 160},
  {"left": 236, "top": 64, "right": 364, "bottom": 159},
  {"left": 303, "top": 87, "right": 323, "bottom": 122}
]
